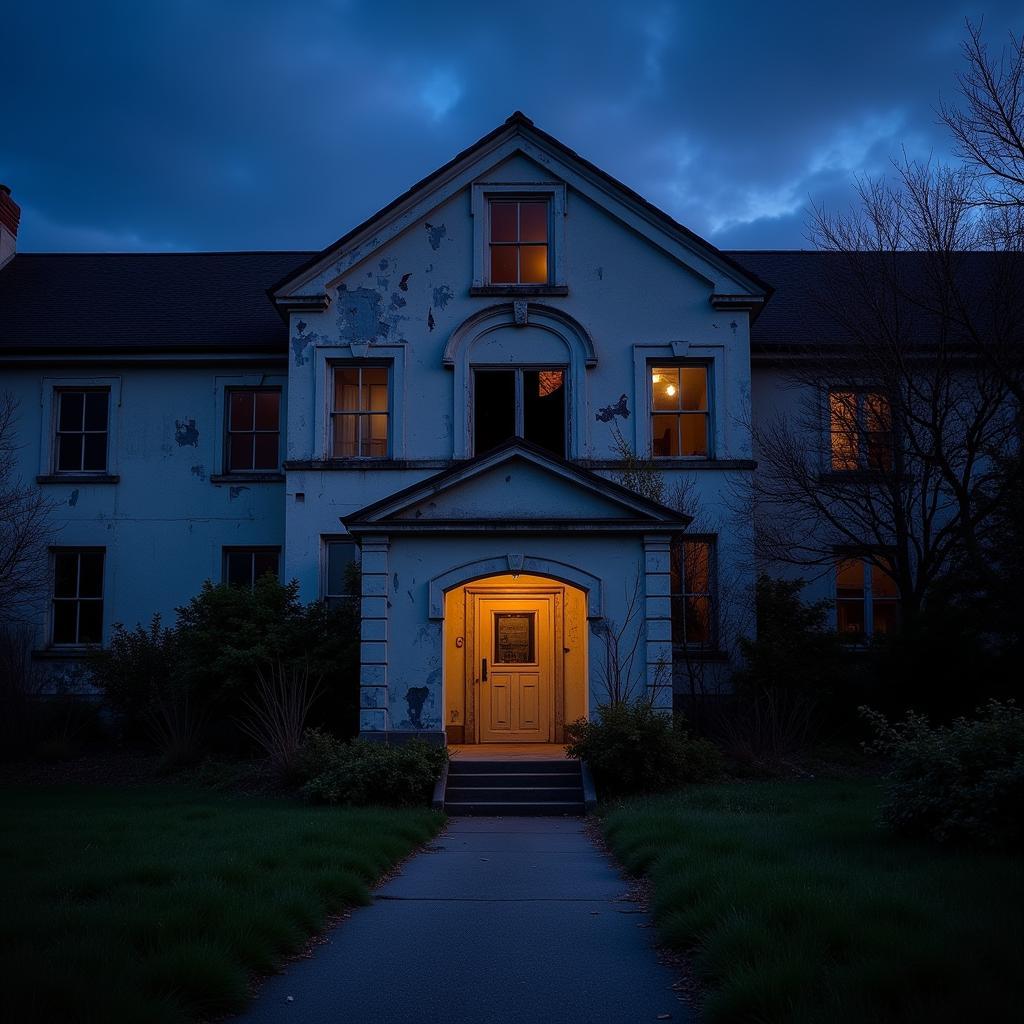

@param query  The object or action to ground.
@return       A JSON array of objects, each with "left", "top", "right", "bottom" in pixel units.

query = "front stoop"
[{"left": 442, "top": 759, "right": 587, "bottom": 816}]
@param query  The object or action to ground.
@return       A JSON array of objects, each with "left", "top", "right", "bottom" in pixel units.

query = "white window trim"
[
  {"left": 40, "top": 376, "right": 122, "bottom": 477},
  {"left": 471, "top": 182, "right": 567, "bottom": 289},
  {"left": 630, "top": 343, "right": 724, "bottom": 461},
  {"left": 214, "top": 373, "right": 287, "bottom": 475},
  {"left": 312, "top": 343, "right": 407, "bottom": 461}
]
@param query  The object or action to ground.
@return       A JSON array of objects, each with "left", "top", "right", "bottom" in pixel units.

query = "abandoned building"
[{"left": 0, "top": 114, "right": 911, "bottom": 744}]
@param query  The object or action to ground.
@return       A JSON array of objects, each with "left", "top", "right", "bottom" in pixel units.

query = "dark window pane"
[
  {"left": 253, "top": 433, "right": 278, "bottom": 469},
  {"left": 867, "top": 433, "right": 893, "bottom": 471},
  {"left": 684, "top": 542, "right": 710, "bottom": 592},
  {"left": 680, "top": 414, "right": 708, "bottom": 456},
  {"left": 836, "top": 559, "right": 864, "bottom": 598},
  {"left": 82, "top": 433, "right": 107, "bottom": 471},
  {"left": 253, "top": 391, "right": 279, "bottom": 431},
  {"left": 490, "top": 246, "right": 517, "bottom": 284},
  {"left": 253, "top": 551, "right": 279, "bottom": 581},
  {"left": 58, "top": 392, "right": 83, "bottom": 432},
  {"left": 490, "top": 202, "right": 517, "bottom": 243},
  {"left": 685, "top": 596, "right": 711, "bottom": 644},
  {"left": 57, "top": 433, "right": 83, "bottom": 471},
  {"left": 229, "top": 390, "right": 254, "bottom": 431},
  {"left": 519, "top": 202, "right": 548, "bottom": 243},
  {"left": 871, "top": 562, "right": 899, "bottom": 598},
  {"left": 494, "top": 612, "right": 535, "bottom": 663},
  {"left": 519, "top": 245, "right": 548, "bottom": 283},
  {"left": 651, "top": 368, "right": 681, "bottom": 411},
  {"left": 873, "top": 601, "right": 899, "bottom": 636},
  {"left": 836, "top": 599, "right": 865, "bottom": 639},
  {"left": 225, "top": 551, "right": 252, "bottom": 588},
  {"left": 84, "top": 392, "right": 108, "bottom": 431},
  {"left": 474, "top": 371, "right": 516, "bottom": 454},
  {"left": 78, "top": 552, "right": 103, "bottom": 598},
  {"left": 54, "top": 552, "right": 78, "bottom": 598},
  {"left": 651, "top": 415, "right": 678, "bottom": 456},
  {"left": 327, "top": 541, "right": 356, "bottom": 596},
  {"left": 670, "top": 542, "right": 684, "bottom": 594},
  {"left": 523, "top": 369, "right": 565, "bottom": 456},
  {"left": 53, "top": 601, "right": 77, "bottom": 644},
  {"left": 229, "top": 433, "right": 253, "bottom": 471},
  {"left": 78, "top": 601, "right": 102, "bottom": 644}
]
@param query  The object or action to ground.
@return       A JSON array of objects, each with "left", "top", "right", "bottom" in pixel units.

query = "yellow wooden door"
[{"left": 477, "top": 596, "right": 552, "bottom": 742}]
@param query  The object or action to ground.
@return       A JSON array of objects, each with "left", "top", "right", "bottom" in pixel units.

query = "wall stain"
[
  {"left": 337, "top": 282, "right": 388, "bottom": 341},
  {"left": 424, "top": 222, "right": 447, "bottom": 251},
  {"left": 190, "top": 464, "right": 206, "bottom": 481},
  {"left": 405, "top": 686, "right": 430, "bottom": 730},
  {"left": 595, "top": 395, "right": 630, "bottom": 422},
  {"left": 432, "top": 284, "right": 453, "bottom": 310},
  {"left": 175, "top": 419, "right": 200, "bottom": 446},
  {"left": 229, "top": 485, "right": 249, "bottom": 500},
  {"left": 399, "top": 273, "right": 412, "bottom": 291},
  {"left": 68, "top": 489, "right": 79, "bottom": 508},
  {"left": 393, "top": 572, "right": 399, "bottom": 592},
  {"left": 427, "top": 309, "right": 435, "bottom": 332},
  {"left": 597, "top": 266, "right": 604, "bottom": 280}
]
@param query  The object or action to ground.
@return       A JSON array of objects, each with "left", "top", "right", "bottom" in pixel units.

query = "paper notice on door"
[{"left": 494, "top": 612, "right": 535, "bottom": 663}]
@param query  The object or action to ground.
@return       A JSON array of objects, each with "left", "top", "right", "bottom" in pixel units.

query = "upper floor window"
[
  {"left": 836, "top": 557, "right": 899, "bottom": 641},
  {"left": 651, "top": 366, "right": 710, "bottom": 458},
  {"left": 55, "top": 388, "right": 109, "bottom": 473},
  {"left": 829, "top": 389, "right": 892, "bottom": 471},
  {"left": 226, "top": 388, "right": 280, "bottom": 472},
  {"left": 52, "top": 548, "right": 104, "bottom": 645},
  {"left": 473, "top": 367, "right": 566, "bottom": 457},
  {"left": 224, "top": 547, "right": 280, "bottom": 589},
  {"left": 489, "top": 199, "right": 549, "bottom": 285},
  {"left": 332, "top": 366, "right": 389, "bottom": 458},
  {"left": 670, "top": 539, "right": 715, "bottom": 647}
]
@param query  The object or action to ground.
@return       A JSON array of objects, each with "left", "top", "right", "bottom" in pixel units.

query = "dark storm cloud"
[{"left": 1, "top": 0, "right": 1020, "bottom": 252}]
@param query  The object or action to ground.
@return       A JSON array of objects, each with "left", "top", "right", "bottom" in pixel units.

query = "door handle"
[{"left": 481, "top": 658, "right": 488, "bottom": 682}]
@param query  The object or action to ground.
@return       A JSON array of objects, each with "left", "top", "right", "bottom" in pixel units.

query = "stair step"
[
  {"left": 449, "top": 772, "right": 580, "bottom": 787},
  {"left": 448, "top": 760, "right": 576, "bottom": 775},
  {"left": 445, "top": 786, "right": 583, "bottom": 802},
  {"left": 444, "top": 801, "right": 586, "bottom": 816}
]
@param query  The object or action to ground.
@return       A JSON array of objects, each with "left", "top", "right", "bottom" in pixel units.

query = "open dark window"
[
  {"left": 52, "top": 548, "right": 104, "bottom": 645},
  {"left": 473, "top": 368, "right": 565, "bottom": 457},
  {"left": 224, "top": 548, "right": 280, "bottom": 589},
  {"left": 55, "top": 389, "right": 109, "bottom": 473}
]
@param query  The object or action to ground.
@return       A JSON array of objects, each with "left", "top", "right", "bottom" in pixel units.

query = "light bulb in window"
[
  {"left": 666, "top": 384, "right": 677, "bottom": 397},
  {"left": 652, "top": 373, "right": 662, "bottom": 383}
]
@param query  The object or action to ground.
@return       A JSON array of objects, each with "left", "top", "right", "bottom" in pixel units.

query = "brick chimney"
[{"left": 0, "top": 185, "right": 21, "bottom": 270}]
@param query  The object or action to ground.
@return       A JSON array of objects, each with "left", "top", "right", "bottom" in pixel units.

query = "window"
[
  {"left": 836, "top": 558, "right": 899, "bottom": 641},
  {"left": 489, "top": 199, "right": 549, "bottom": 285},
  {"left": 52, "top": 549, "right": 104, "bottom": 645},
  {"left": 473, "top": 368, "right": 566, "bottom": 457},
  {"left": 651, "top": 366, "right": 710, "bottom": 458},
  {"left": 55, "top": 389, "right": 109, "bottom": 473},
  {"left": 829, "top": 390, "right": 892, "bottom": 471},
  {"left": 670, "top": 539, "right": 715, "bottom": 646},
  {"left": 226, "top": 388, "right": 280, "bottom": 472},
  {"left": 331, "top": 366, "right": 389, "bottom": 458},
  {"left": 324, "top": 539, "right": 358, "bottom": 608},
  {"left": 224, "top": 548, "right": 280, "bottom": 589}
]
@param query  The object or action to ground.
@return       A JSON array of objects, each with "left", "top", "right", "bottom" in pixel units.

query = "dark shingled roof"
[
  {"left": 1, "top": 248, "right": 1019, "bottom": 356},
  {"left": 0, "top": 251, "right": 314, "bottom": 354}
]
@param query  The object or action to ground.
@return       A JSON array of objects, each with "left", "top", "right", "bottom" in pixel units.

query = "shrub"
[
  {"left": 300, "top": 735, "right": 448, "bottom": 807},
  {"left": 862, "top": 699, "right": 1024, "bottom": 849},
  {"left": 566, "top": 700, "right": 723, "bottom": 798}
]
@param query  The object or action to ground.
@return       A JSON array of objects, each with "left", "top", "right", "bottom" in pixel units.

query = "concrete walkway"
[{"left": 237, "top": 816, "right": 690, "bottom": 1023}]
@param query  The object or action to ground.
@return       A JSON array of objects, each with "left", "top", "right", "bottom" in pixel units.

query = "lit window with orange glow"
[
  {"left": 489, "top": 200, "right": 549, "bottom": 284},
  {"left": 670, "top": 539, "right": 716, "bottom": 646},
  {"left": 651, "top": 365, "right": 709, "bottom": 457},
  {"left": 829, "top": 389, "right": 892, "bottom": 471},
  {"left": 836, "top": 557, "right": 899, "bottom": 641},
  {"left": 331, "top": 365, "right": 389, "bottom": 458}
]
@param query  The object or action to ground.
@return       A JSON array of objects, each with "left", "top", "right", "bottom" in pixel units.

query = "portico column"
[
  {"left": 359, "top": 537, "right": 390, "bottom": 734},
  {"left": 643, "top": 534, "right": 674, "bottom": 713}
]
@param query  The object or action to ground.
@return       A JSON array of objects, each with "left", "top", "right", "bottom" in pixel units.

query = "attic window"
[{"left": 489, "top": 200, "right": 549, "bottom": 284}]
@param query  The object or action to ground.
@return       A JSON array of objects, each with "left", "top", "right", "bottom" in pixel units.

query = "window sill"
[
  {"left": 36, "top": 474, "right": 119, "bottom": 485},
  {"left": 209, "top": 473, "right": 285, "bottom": 484},
  {"left": 285, "top": 458, "right": 458, "bottom": 471},
  {"left": 32, "top": 646, "right": 103, "bottom": 660},
  {"left": 469, "top": 285, "right": 568, "bottom": 297}
]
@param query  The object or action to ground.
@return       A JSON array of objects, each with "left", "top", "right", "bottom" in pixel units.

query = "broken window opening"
[{"left": 473, "top": 367, "right": 566, "bottom": 457}]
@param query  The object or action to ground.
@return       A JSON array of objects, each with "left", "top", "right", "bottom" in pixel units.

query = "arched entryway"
[{"left": 440, "top": 571, "right": 590, "bottom": 745}]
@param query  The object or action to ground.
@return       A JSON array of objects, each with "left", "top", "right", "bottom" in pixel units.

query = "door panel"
[{"left": 477, "top": 596, "right": 552, "bottom": 742}]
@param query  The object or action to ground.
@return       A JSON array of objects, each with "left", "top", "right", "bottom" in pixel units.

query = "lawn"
[
  {"left": 603, "top": 780, "right": 1023, "bottom": 1024},
  {"left": 0, "top": 785, "right": 443, "bottom": 1023}
]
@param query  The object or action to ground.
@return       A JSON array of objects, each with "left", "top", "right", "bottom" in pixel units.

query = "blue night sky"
[{"left": 1, "top": 1, "right": 1020, "bottom": 253}]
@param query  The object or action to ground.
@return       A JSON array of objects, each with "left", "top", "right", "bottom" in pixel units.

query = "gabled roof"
[
  {"left": 343, "top": 438, "right": 692, "bottom": 536},
  {"left": 271, "top": 112, "right": 771, "bottom": 311},
  {"left": 0, "top": 251, "right": 313, "bottom": 355}
]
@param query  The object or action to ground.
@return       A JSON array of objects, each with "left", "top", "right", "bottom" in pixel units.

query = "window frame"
[
  {"left": 50, "top": 547, "right": 105, "bottom": 647},
  {"left": 486, "top": 198, "right": 551, "bottom": 286},
  {"left": 470, "top": 182, "right": 567, "bottom": 293},
  {"left": 329, "top": 362, "right": 392, "bottom": 460},
  {"left": 670, "top": 537, "right": 717, "bottom": 649},
  {"left": 834, "top": 555, "right": 900, "bottom": 642},
  {"left": 322, "top": 537, "right": 359, "bottom": 609},
  {"left": 222, "top": 546, "right": 281, "bottom": 590},
  {"left": 52, "top": 387, "right": 110, "bottom": 475},
  {"left": 223, "top": 386, "right": 282, "bottom": 474},
  {"left": 648, "top": 361, "right": 714, "bottom": 460},
  {"left": 470, "top": 364, "right": 568, "bottom": 457},
  {"left": 827, "top": 387, "right": 894, "bottom": 473}
]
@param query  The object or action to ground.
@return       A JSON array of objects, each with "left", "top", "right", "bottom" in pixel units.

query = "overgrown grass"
[
  {"left": 603, "top": 780, "right": 1023, "bottom": 1023},
  {"left": 0, "top": 785, "right": 443, "bottom": 1023}
]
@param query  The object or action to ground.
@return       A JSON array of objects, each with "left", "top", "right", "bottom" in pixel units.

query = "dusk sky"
[{"left": 2, "top": 1, "right": 1020, "bottom": 254}]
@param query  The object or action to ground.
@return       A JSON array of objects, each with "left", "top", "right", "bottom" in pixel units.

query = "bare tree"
[{"left": 0, "top": 393, "right": 56, "bottom": 623}]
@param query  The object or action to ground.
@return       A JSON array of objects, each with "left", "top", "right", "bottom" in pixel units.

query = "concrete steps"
[{"left": 441, "top": 758, "right": 592, "bottom": 816}]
